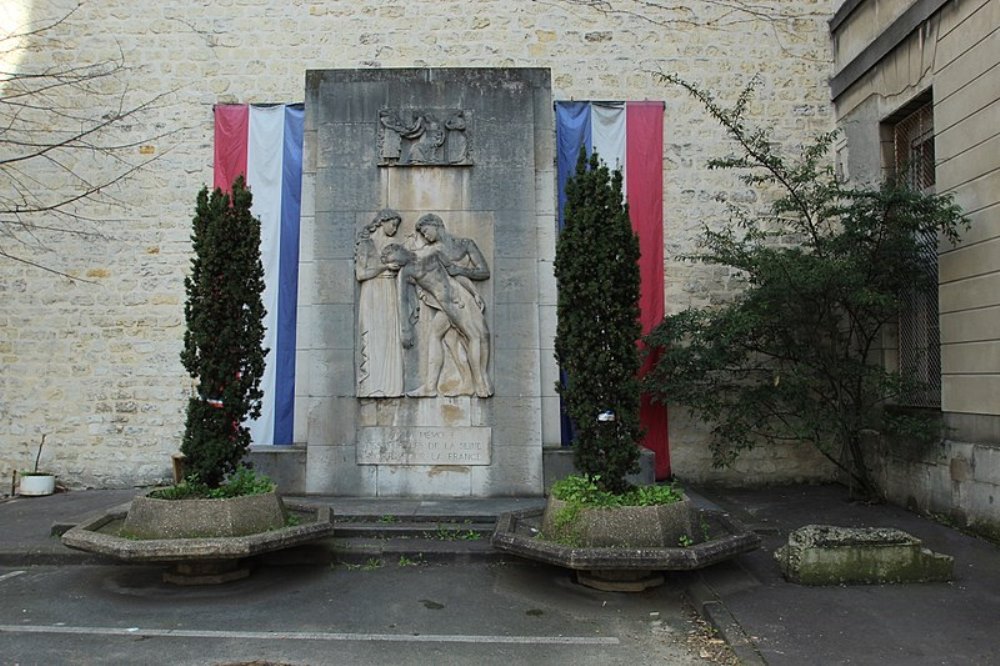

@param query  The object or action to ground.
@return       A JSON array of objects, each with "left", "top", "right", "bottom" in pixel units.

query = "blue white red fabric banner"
[
  {"left": 555, "top": 101, "right": 670, "bottom": 479},
  {"left": 212, "top": 101, "right": 668, "bottom": 475},
  {"left": 213, "top": 104, "right": 303, "bottom": 446}
]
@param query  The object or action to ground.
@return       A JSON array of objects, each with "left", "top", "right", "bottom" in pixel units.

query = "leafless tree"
[{"left": 0, "top": 4, "right": 173, "bottom": 276}]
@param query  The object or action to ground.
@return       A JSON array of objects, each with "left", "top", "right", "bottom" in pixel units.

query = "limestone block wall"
[
  {"left": 0, "top": 0, "right": 837, "bottom": 489},
  {"left": 834, "top": 0, "right": 1000, "bottom": 533}
]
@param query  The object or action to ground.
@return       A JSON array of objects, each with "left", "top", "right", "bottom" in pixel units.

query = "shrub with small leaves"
[
  {"left": 180, "top": 176, "right": 268, "bottom": 489},
  {"left": 555, "top": 150, "right": 643, "bottom": 495}
]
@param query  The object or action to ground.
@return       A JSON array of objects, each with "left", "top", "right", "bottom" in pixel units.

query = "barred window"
[
  {"left": 886, "top": 96, "right": 940, "bottom": 407},
  {"left": 893, "top": 101, "right": 935, "bottom": 192}
]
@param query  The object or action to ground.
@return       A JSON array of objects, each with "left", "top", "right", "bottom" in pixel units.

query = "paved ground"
[
  {"left": 692, "top": 485, "right": 1000, "bottom": 665},
  {"left": 4, "top": 484, "right": 1000, "bottom": 665},
  {"left": 0, "top": 560, "right": 705, "bottom": 665}
]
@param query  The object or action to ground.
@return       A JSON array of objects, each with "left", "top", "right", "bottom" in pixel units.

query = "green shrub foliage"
[
  {"left": 645, "top": 75, "right": 967, "bottom": 499},
  {"left": 551, "top": 474, "right": 683, "bottom": 507},
  {"left": 180, "top": 176, "right": 267, "bottom": 488},
  {"left": 149, "top": 467, "right": 275, "bottom": 500},
  {"left": 555, "top": 150, "right": 643, "bottom": 494}
]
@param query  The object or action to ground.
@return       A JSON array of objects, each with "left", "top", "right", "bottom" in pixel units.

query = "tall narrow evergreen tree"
[
  {"left": 180, "top": 176, "right": 267, "bottom": 488},
  {"left": 555, "top": 150, "right": 643, "bottom": 494}
]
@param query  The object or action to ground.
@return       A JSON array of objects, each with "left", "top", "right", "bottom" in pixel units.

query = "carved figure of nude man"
[{"left": 380, "top": 220, "right": 493, "bottom": 398}]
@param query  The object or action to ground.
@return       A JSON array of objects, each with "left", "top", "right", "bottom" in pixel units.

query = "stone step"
[
  {"left": 333, "top": 520, "right": 494, "bottom": 540},
  {"left": 259, "top": 535, "right": 504, "bottom": 567}
]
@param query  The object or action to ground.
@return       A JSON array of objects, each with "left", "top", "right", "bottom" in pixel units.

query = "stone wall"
[
  {"left": 0, "top": 0, "right": 837, "bottom": 490},
  {"left": 834, "top": 0, "right": 1000, "bottom": 532}
]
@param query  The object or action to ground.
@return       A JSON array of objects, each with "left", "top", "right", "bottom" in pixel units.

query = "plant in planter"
[
  {"left": 178, "top": 175, "right": 268, "bottom": 490},
  {"left": 554, "top": 150, "right": 643, "bottom": 497},
  {"left": 124, "top": 175, "right": 279, "bottom": 537},
  {"left": 126, "top": 176, "right": 281, "bottom": 528},
  {"left": 62, "top": 178, "right": 335, "bottom": 584},
  {"left": 549, "top": 149, "right": 690, "bottom": 539},
  {"left": 492, "top": 152, "right": 759, "bottom": 588},
  {"left": 18, "top": 434, "right": 56, "bottom": 497}
]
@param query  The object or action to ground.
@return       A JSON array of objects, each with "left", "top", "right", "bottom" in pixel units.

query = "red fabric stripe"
[
  {"left": 213, "top": 105, "right": 249, "bottom": 192},
  {"left": 627, "top": 102, "right": 670, "bottom": 479}
]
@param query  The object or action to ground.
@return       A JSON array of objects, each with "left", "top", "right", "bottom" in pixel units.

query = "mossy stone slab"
[{"left": 774, "top": 525, "right": 954, "bottom": 585}]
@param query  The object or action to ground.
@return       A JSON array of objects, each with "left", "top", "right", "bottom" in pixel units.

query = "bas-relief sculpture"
[
  {"left": 356, "top": 212, "right": 493, "bottom": 399},
  {"left": 355, "top": 210, "right": 405, "bottom": 398},
  {"left": 378, "top": 109, "right": 471, "bottom": 166},
  {"left": 306, "top": 69, "right": 551, "bottom": 494}
]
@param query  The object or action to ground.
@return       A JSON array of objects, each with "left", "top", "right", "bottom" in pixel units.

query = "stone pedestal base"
[
  {"left": 163, "top": 559, "right": 251, "bottom": 586},
  {"left": 576, "top": 569, "right": 665, "bottom": 592}
]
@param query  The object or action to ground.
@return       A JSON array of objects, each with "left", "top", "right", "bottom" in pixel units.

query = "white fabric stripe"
[
  {"left": 246, "top": 105, "right": 285, "bottom": 445},
  {"left": 590, "top": 103, "right": 627, "bottom": 196},
  {"left": 0, "top": 625, "right": 620, "bottom": 645}
]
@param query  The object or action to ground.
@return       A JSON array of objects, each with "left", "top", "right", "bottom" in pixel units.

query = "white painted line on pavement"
[
  {"left": 0, "top": 571, "right": 26, "bottom": 584},
  {"left": 0, "top": 625, "right": 619, "bottom": 646}
]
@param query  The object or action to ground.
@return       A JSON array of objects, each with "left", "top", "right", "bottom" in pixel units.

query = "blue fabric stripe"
[
  {"left": 555, "top": 102, "right": 592, "bottom": 230},
  {"left": 555, "top": 102, "right": 592, "bottom": 446},
  {"left": 273, "top": 103, "right": 304, "bottom": 445}
]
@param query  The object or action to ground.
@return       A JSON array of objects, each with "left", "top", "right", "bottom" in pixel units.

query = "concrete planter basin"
[
  {"left": 492, "top": 499, "right": 759, "bottom": 592},
  {"left": 62, "top": 494, "right": 335, "bottom": 585},
  {"left": 123, "top": 491, "right": 287, "bottom": 539},
  {"left": 540, "top": 497, "right": 695, "bottom": 548},
  {"left": 774, "top": 524, "right": 954, "bottom": 585}
]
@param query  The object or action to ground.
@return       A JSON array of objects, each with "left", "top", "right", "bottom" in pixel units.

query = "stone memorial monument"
[{"left": 297, "top": 69, "right": 555, "bottom": 496}]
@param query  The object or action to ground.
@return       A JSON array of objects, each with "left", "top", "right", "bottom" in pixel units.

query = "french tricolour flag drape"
[
  {"left": 214, "top": 104, "right": 303, "bottom": 446},
  {"left": 556, "top": 101, "right": 670, "bottom": 479}
]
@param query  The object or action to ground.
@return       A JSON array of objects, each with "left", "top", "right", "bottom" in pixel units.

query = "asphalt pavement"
[{"left": 2, "top": 484, "right": 999, "bottom": 665}]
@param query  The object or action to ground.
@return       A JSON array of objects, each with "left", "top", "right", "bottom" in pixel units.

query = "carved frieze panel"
[{"left": 377, "top": 109, "right": 472, "bottom": 166}]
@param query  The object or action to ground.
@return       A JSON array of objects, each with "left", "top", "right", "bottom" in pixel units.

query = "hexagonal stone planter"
[
  {"left": 491, "top": 501, "right": 760, "bottom": 592},
  {"left": 122, "top": 491, "right": 288, "bottom": 539},
  {"left": 541, "top": 497, "right": 695, "bottom": 548},
  {"left": 62, "top": 493, "right": 334, "bottom": 585}
]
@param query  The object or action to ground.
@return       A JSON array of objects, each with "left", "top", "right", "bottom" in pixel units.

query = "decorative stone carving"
[
  {"left": 378, "top": 109, "right": 471, "bottom": 166},
  {"left": 355, "top": 209, "right": 405, "bottom": 397},
  {"left": 380, "top": 213, "right": 493, "bottom": 398}
]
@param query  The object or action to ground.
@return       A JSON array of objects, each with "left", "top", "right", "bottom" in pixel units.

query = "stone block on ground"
[{"left": 774, "top": 524, "right": 954, "bottom": 585}]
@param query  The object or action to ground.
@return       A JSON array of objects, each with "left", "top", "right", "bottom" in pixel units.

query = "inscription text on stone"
[{"left": 357, "top": 427, "right": 491, "bottom": 465}]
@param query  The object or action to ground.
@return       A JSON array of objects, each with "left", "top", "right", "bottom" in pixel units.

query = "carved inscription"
[{"left": 357, "top": 427, "right": 491, "bottom": 465}]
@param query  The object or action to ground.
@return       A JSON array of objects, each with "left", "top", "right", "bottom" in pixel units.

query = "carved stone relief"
[
  {"left": 355, "top": 209, "right": 405, "bottom": 397},
  {"left": 359, "top": 212, "right": 493, "bottom": 399},
  {"left": 378, "top": 109, "right": 471, "bottom": 166}
]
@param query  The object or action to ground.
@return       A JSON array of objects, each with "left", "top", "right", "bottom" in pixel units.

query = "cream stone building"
[
  {"left": 832, "top": 0, "right": 1000, "bottom": 537},
  {"left": 0, "top": 0, "right": 995, "bottom": 527}
]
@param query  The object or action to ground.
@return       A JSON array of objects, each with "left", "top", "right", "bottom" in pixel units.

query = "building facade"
[
  {"left": 832, "top": 0, "right": 1000, "bottom": 536},
  {"left": 9, "top": 0, "right": 988, "bottom": 501}
]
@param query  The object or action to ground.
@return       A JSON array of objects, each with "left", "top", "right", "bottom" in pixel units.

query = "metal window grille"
[
  {"left": 893, "top": 102, "right": 936, "bottom": 192},
  {"left": 892, "top": 101, "right": 940, "bottom": 406}
]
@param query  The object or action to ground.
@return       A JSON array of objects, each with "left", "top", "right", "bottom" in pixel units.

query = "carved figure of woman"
[
  {"left": 409, "top": 115, "right": 446, "bottom": 164},
  {"left": 444, "top": 111, "right": 468, "bottom": 164},
  {"left": 382, "top": 215, "right": 493, "bottom": 398},
  {"left": 355, "top": 209, "right": 404, "bottom": 397}
]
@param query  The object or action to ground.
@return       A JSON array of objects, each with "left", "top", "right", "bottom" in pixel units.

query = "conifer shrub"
[
  {"left": 179, "top": 176, "right": 267, "bottom": 489},
  {"left": 554, "top": 150, "right": 643, "bottom": 495}
]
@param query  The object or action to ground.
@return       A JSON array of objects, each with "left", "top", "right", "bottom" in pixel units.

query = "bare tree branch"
[
  {"left": 0, "top": 2, "right": 182, "bottom": 275},
  {"left": 538, "top": 0, "right": 830, "bottom": 61}
]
